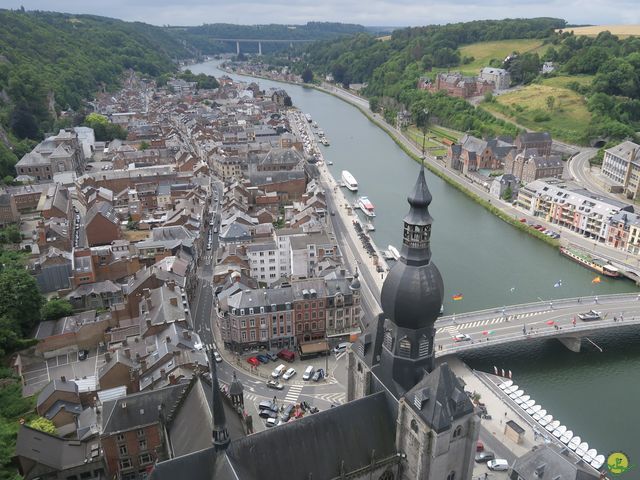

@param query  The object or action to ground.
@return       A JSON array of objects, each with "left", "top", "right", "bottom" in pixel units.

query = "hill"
[
  {"left": 457, "top": 39, "right": 548, "bottom": 74},
  {"left": 0, "top": 9, "right": 191, "bottom": 178}
]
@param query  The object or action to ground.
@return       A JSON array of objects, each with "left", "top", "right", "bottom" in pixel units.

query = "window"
[
  {"left": 137, "top": 428, "right": 144, "bottom": 438},
  {"left": 411, "top": 419, "right": 419, "bottom": 433},
  {"left": 139, "top": 453, "right": 153, "bottom": 465},
  {"left": 139, "top": 439, "right": 147, "bottom": 450},
  {"left": 116, "top": 433, "right": 125, "bottom": 442},
  {"left": 249, "top": 318, "right": 255, "bottom": 327},
  {"left": 119, "top": 444, "right": 128, "bottom": 456},
  {"left": 383, "top": 330, "right": 393, "bottom": 351},
  {"left": 419, "top": 335, "right": 430, "bottom": 357},
  {"left": 399, "top": 337, "right": 411, "bottom": 357},
  {"left": 453, "top": 425, "right": 462, "bottom": 438},
  {"left": 250, "top": 331, "right": 256, "bottom": 341},
  {"left": 241, "top": 332, "right": 247, "bottom": 341},
  {"left": 446, "top": 472, "right": 455, "bottom": 480},
  {"left": 119, "top": 458, "right": 132, "bottom": 470},
  {"left": 240, "top": 319, "right": 246, "bottom": 328}
]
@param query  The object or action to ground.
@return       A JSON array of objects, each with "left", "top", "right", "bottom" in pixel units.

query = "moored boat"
[
  {"left": 357, "top": 196, "right": 376, "bottom": 217},
  {"left": 568, "top": 436, "right": 581, "bottom": 451},
  {"left": 559, "top": 246, "right": 620, "bottom": 277},
  {"left": 342, "top": 170, "right": 358, "bottom": 191},
  {"left": 388, "top": 245, "right": 400, "bottom": 261}
]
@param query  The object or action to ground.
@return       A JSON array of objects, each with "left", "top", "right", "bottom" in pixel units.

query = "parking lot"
[{"left": 21, "top": 349, "right": 105, "bottom": 397}]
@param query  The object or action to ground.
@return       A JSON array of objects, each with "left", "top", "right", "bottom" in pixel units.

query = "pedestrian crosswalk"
[
  {"left": 284, "top": 384, "right": 304, "bottom": 404},
  {"left": 436, "top": 310, "right": 552, "bottom": 334},
  {"left": 308, "top": 392, "right": 346, "bottom": 405}
]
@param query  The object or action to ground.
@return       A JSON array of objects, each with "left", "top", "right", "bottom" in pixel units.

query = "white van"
[
  {"left": 271, "top": 364, "right": 286, "bottom": 378},
  {"left": 303, "top": 365, "right": 315, "bottom": 381},
  {"left": 487, "top": 459, "right": 509, "bottom": 471},
  {"left": 334, "top": 342, "right": 350, "bottom": 354}
]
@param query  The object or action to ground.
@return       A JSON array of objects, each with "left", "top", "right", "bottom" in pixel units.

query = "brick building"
[{"left": 85, "top": 201, "right": 121, "bottom": 247}]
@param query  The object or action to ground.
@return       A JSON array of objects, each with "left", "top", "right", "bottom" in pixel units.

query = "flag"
[
  {"left": 508, "top": 370, "right": 513, "bottom": 379},
  {"left": 494, "top": 366, "right": 498, "bottom": 375},
  {"left": 554, "top": 280, "right": 562, "bottom": 288},
  {"left": 592, "top": 276, "right": 601, "bottom": 284},
  {"left": 451, "top": 293, "right": 463, "bottom": 301}
]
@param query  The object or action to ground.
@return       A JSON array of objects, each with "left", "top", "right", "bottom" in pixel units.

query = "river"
[{"left": 189, "top": 60, "right": 639, "bottom": 467}]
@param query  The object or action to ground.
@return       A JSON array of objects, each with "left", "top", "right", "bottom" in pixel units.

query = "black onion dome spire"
[
  {"left": 209, "top": 350, "right": 230, "bottom": 451},
  {"left": 381, "top": 164, "right": 444, "bottom": 331}
]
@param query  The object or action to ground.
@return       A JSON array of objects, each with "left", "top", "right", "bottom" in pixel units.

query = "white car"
[
  {"left": 282, "top": 368, "right": 296, "bottom": 380},
  {"left": 487, "top": 459, "right": 509, "bottom": 471},
  {"left": 453, "top": 334, "right": 472, "bottom": 342},
  {"left": 213, "top": 351, "right": 222, "bottom": 363},
  {"left": 302, "top": 365, "right": 315, "bottom": 381}
]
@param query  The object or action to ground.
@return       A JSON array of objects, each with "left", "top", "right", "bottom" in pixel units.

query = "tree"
[
  {"left": 301, "top": 68, "right": 313, "bottom": 83},
  {"left": 546, "top": 95, "right": 556, "bottom": 111},
  {"left": 28, "top": 417, "right": 56, "bottom": 435},
  {"left": 502, "top": 185, "right": 513, "bottom": 201},
  {"left": 41, "top": 299, "right": 73, "bottom": 321},
  {"left": 0, "top": 265, "right": 44, "bottom": 335},
  {"left": 369, "top": 97, "right": 380, "bottom": 113},
  {"left": 139, "top": 141, "right": 150, "bottom": 151},
  {"left": 484, "top": 91, "right": 494, "bottom": 103}
]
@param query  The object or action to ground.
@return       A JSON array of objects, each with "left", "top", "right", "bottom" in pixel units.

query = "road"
[
  {"left": 434, "top": 293, "right": 640, "bottom": 354},
  {"left": 566, "top": 148, "right": 614, "bottom": 198}
]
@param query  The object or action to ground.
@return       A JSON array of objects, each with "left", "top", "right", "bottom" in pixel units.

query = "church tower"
[{"left": 378, "top": 162, "right": 443, "bottom": 393}]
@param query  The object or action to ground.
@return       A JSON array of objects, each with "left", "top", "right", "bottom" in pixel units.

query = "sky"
[{"left": 3, "top": 0, "right": 640, "bottom": 27}]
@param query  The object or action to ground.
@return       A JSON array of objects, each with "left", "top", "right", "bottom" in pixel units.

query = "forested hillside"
[
  {"left": 0, "top": 9, "right": 190, "bottom": 178},
  {"left": 166, "top": 22, "right": 366, "bottom": 55}
]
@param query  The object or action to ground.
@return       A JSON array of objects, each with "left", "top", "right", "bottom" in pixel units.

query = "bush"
[{"left": 532, "top": 110, "right": 551, "bottom": 122}]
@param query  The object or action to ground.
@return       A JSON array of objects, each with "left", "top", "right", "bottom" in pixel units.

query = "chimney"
[
  {"left": 167, "top": 281, "right": 175, "bottom": 292},
  {"left": 105, "top": 352, "right": 111, "bottom": 362},
  {"left": 166, "top": 336, "right": 171, "bottom": 343},
  {"left": 183, "top": 331, "right": 191, "bottom": 340},
  {"left": 170, "top": 297, "right": 178, "bottom": 307},
  {"left": 168, "top": 374, "right": 177, "bottom": 385},
  {"left": 124, "top": 348, "right": 131, "bottom": 358},
  {"left": 160, "top": 368, "right": 167, "bottom": 379},
  {"left": 61, "top": 376, "right": 66, "bottom": 382}
]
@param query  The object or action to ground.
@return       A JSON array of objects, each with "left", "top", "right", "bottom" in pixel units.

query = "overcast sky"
[{"left": 4, "top": 0, "right": 640, "bottom": 26}]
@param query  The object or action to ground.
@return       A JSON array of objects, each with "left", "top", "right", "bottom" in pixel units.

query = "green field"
[
  {"left": 406, "top": 127, "right": 450, "bottom": 156},
  {"left": 482, "top": 83, "right": 591, "bottom": 145},
  {"left": 457, "top": 39, "right": 549, "bottom": 74},
  {"left": 540, "top": 75, "right": 594, "bottom": 89}
]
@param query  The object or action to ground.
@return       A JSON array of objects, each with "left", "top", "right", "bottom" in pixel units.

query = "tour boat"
[
  {"left": 357, "top": 196, "right": 376, "bottom": 217},
  {"left": 327, "top": 161, "right": 333, "bottom": 165},
  {"left": 591, "top": 454, "right": 605, "bottom": 470},
  {"left": 559, "top": 246, "right": 620, "bottom": 277},
  {"left": 305, "top": 113, "right": 312, "bottom": 123},
  {"left": 568, "top": 436, "right": 581, "bottom": 451},
  {"left": 342, "top": 170, "right": 358, "bottom": 191},
  {"left": 582, "top": 448, "right": 598, "bottom": 464},
  {"left": 498, "top": 380, "right": 513, "bottom": 390},
  {"left": 552, "top": 425, "right": 566, "bottom": 438},
  {"left": 560, "top": 430, "right": 573, "bottom": 444},
  {"left": 388, "top": 245, "right": 400, "bottom": 261},
  {"left": 545, "top": 420, "right": 560, "bottom": 432},
  {"left": 365, "top": 222, "right": 375, "bottom": 232},
  {"left": 575, "top": 442, "right": 589, "bottom": 457}
]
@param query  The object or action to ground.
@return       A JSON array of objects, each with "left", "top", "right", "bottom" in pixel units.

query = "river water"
[{"left": 190, "top": 60, "right": 638, "bottom": 467}]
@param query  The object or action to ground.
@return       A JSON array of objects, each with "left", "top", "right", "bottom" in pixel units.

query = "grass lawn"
[
  {"left": 458, "top": 39, "right": 548, "bottom": 72},
  {"left": 541, "top": 75, "right": 594, "bottom": 89},
  {"left": 482, "top": 83, "right": 591, "bottom": 145}
]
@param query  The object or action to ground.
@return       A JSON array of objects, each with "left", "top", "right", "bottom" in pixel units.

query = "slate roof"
[
  {"left": 36, "top": 379, "right": 78, "bottom": 409},
  {"left": 85, "top": 201, "right": 119, "bottom": 226},
  {"left": 511, "top": 444, "right": 600, "bottom": 480},
  {"left": 101, "top": 383, "right": 185, "bottom": 435},
  {"left": 404, "top": 363, "right": 474, "bottom": 433}
]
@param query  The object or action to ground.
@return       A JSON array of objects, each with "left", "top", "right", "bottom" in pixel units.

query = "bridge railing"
[
  {"left": 436, "top": 315, "right": 640, "bottom": 355},
  {"left": 438, "top": 292, "right": 640, "bottom": 325}
]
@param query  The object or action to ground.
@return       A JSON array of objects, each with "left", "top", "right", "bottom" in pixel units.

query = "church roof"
[{"left": 405, "top": 363, "right": 474, "bottom": 433}]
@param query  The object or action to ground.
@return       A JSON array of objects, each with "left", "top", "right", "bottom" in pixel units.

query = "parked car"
[
  {"left": 213, "top": 351, "right": 223, "bottom": 363},
  {"left": 487, "top": 459, "right": 509, "bottom": 471},
  {"left": 256, "top": 354, "right": 270, "bottom": 364},
  {"left": 258, "top": 400, "right": 278, "bottom": 412},
  {"left": 475, "top": 451, "right": 495, "bottom": 463},
  {"left": 333, "top": 342, "right": 350, "bottom": 354},
  {"left": 302, "top": 366, "right": 315, "bottom": 381},
  {"left": 519, "top": 218, "right": 527, "bottom": 223},
  {"left": 277, "top": 349, "right": 295, "bottom": 362},
  {"left": 247, "top": 356, "right": 260, "bottom": 367},
  {"left": 78, "top": 349, "right": 89, "bottom": 361},
  {"left": 266, "top": 352, "right": 278, "bottom": 362},
  {"left": 271, "top": 364, "right": 286, "bottom": 378},
  {"left": 280, "top": 403, "right": 295, "bottom": 422},
  {"left": 266, "top": 380, "right": 284, "bottom": 390},
  {"left": 282, "top": 368, "right": 296, "bottom": 380},
  {"left": 265, "top": 417, "right": 279, "bottom": 428},
  {"left": 452, "top": 334, "right": 472, "bottom": 342},
  {"left": 312, "top": 368, "right": 325, "bottom": 382},
  {"left": 259, "top": 408, "right": 277, "bottom": 419}
]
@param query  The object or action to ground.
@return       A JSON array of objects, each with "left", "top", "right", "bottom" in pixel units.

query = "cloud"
[{"left": 3, "top": 0, "right": 638, "bottom": 26}]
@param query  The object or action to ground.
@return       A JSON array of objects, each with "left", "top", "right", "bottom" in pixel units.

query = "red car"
[
  {"left": 519, "top": 218, "right": 527, "bottom": 223},
  {"left": 247, "top": 356, "right": 260, "bottom": 367}
]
